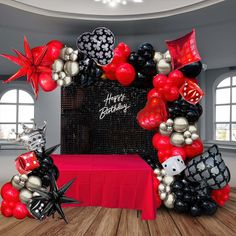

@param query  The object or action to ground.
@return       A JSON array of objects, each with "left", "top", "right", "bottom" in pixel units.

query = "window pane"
[
  {"left": 232, "top": 87, "right": 236, "bottom": 103},
  {"left": 216, "top": 124, "right": 230, "bottom": 141},
  {"left": 19, "top": 90, "right": 34, "bottom": 104},
  {"left": 232, "top": 124, "right": 236, "bottom": 141},
  {"left": 0, "top": 124, "right": 16, "bottom": 139},
  {"left": 217, "top": 77, "right": 230, "bottom": 88},
  {"left": 0, "top": 105, "right": 17, "bottom": 122},
  {"left": 216, "top": 105, "right": 230, "bottom": 122},
  {"left": 232, "top": 105, "right": 236, "bottom": 122},
  {"left": 18, "top": 105, "right": 34, "bottom": 122},
  {"left": 216, "top": 88, "right": 230, "bottom": 104},
  {"left": 232, "top": 76, "right": 236, "bottom": 86},
  {"left": 0, "top": 89, "right": 17, "bottom": 103}
]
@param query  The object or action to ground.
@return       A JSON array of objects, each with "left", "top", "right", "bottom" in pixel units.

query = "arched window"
[
  {"left": 0, "top": 89, "right": 34, "bottom": 140},
  {"left": 214, "top": 75, "right": 236, "bottom": 142}
]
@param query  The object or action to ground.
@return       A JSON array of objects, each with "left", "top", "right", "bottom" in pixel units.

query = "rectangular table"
[{"left": 52, "top": 154, "right": 156, "bottom": 220}]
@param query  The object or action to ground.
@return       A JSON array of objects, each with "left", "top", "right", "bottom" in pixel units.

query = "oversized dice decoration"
[
  {"left": 15, "top": 152, "right": 40, "bottom": 174},
  {"left": 162, "top": 155, "right": 186, "bottom": 176}
]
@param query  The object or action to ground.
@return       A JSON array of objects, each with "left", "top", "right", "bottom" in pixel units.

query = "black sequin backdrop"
[{"left": 61, "top": 80, "right": 156, "bottom": 161}]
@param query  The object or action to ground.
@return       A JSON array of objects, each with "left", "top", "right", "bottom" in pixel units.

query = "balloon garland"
[{"left": 0, "top": 28, "right": 231, "bottom": 221}]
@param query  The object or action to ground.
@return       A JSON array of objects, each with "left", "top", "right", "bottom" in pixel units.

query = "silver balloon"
[
  {"left": 11, "top": 175, "right": 24, "bottom": 190},
  {"left": 183, "top": 130, "right": 191, "bottom": 138},
  {"left": 20, "top": 188, "right": 33, "bottom": 204},
  {"left": 26, "top": 176, "right": 42, "bottom": 191},
  {"left": 160, "top": 192, "right": 167, "bottom": 200},
  {"left": 185, "top": 137, "right": 193, "bottom": 145},
  {"left": 163, "top": 175, "right": 174, "bottom": 186},
  {"left": 157, "top": 59, "right": 171, "bottom": 75},
  {"left": 153, "top": 52, "right": 163, "bottom": 63},
  {"left": 164, "top": 193, "right": 175, "bottom": 208},
  {"left": 64, "top": 61, "right": 79, "bottom": 76},
  {"left": 173, "top": 117, "right": 189, "bottom": 133},
  {"left": 69, "top": 52, "right": 78, "bottom": 62},
  {"left": 164, "top": 50, "right": 171, "bottom": 63},
  {"left": 65, "top": 47, "right": 73, "bottom": 55},
  {"left": 52, "top": 72, "right": 59, "bottom": 81},
  {"left": 171, "top": 132, "right": 185, "bottom": 147},
  {"left": 57, "top": 79, "right": 64, "bottom": 86},
  {"left": 158, "top": 183, "right": 165, "bottom": 192},
  {"left": 59, "top": 71, "right": 66, "bottom": 79},
  {"left": 60, "top": 47, "right": 68, "bottom": 60},
  {"left": 188, "top": 125, "right": 197, "bottom": 133},
  {"left": 166, "top": 119, "right": 174, "bottom": 127},
  {"left": 191, "top": 133, "right": 199, "bottom": 140},
  {"left": 52, "top": 59, "right": 64, "bottom": 73},
  {"left": 64, "top": 76, "right": 72, "bottom": 86}
]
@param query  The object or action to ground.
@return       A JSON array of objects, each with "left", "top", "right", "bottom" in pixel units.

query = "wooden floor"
[{"left": 0, "top": 189, "right": 236, "bottom": 236}]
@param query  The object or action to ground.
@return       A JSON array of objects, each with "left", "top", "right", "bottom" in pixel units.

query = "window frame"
[
  {"left": 213, "top": 71, "right": 236, "bottom": 145},
  {"left": 0, "top": 83, "right": 35, "bottom": 150}
]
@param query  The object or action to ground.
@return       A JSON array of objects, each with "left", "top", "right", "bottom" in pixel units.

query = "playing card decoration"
[
  {"left": 1, "top": 37, "right": 62, "bottom": 97},
  {"left": 77, "top": 27, "right": 115, "bottom": 66},
  {"left": 15, "top": 121, "right": 46, "bottom": 153},
  {"left": 27, "top": 176, "right": 79, "bottom": 223},
  {"left": 166, "top": 29, "right": 201, "bottom": 70},
  {"left": 184, "top": 145, "right": 230, "bottom": 195},
  {"left": 179, "top": 79, "right": 204, "bottom": 105},
  {"left": 15, "top": 152, "right": 40, "bottom": 175}
]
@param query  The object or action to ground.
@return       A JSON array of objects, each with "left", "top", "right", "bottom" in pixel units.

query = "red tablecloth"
[{"left": 52, "top": 154, "right": 157, "bottom": 220}]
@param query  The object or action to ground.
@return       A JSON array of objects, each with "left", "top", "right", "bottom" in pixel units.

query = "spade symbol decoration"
[{"left": 77, "top": 27, "right": 115, "bottom": 66}]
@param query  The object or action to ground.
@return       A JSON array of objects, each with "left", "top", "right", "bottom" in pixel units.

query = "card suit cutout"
[
  {"left": 179, "top": 79, "right": 204, "bottom": 104},
  {"left": 166, "top": 29, "right": 201, "bottom": 70},
  {"left": 77, "top": 27, "right": 115, "bottom": 66}
]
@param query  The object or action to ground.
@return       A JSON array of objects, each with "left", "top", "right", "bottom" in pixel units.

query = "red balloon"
[
  {"left": 1, "top": 200, "right": 16, "bottom": 209},
  {"left": 32, "top": 46, "right": 45, "bottom": 62},
  {"left": 164, "top": 86, "right": 179, "bottom": 102},
  {"left": 171, "top": 147, "right": 186, "bottom": 161},
  {"left": 1, "top": 184, "right": 19, "bottom": 202},
  {"left": 13, "top": 203, "right": 28, "bottom": 219},
  {"left": 1, "top": 182, "right": 12, "bottom": 196},
  {"left": 137, "top": 98, "right": 167, "bottom": 130},
  {"left": 153, "top": 74, "right": 168, "bottom": 88},
  {"left": 147, "top": 88, "right": 162, "bottom": 100},
  {"left": 112, "top": 50, "right": 126, "bottom": 64},
  {"left": 116, "top": 63, "right": 136, "bottom": 86},
  {"left": 158, "top": 150, "right": 172, "bottom": 163},
  {"left": 211, "top": 185, "right": 231, "bottom": 206},
  {"left": 152, "top": 133, "right": 172, "bottom": 150},
  {"left": 184, "top": 139, "right": 204, "bottom": 159},
  {"left": 168, "top": 70, "right": 185, "bottom": 88},
  {"left": 46, "top": 40, "right": 64, "bottom": 61},
  {"left": 1, "top": 205, "right": 13, "bottom": 217},
  {"left": 39, "top": 72, "right": 57, "bottom": 92}
]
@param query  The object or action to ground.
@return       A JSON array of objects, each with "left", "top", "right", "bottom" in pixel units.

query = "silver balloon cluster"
[
  {"left": 167, "top": 117, "right": 199, "bottom": 147},
  {"left": 52, "top": 46, "right": 80, "bottom": 86},
  {"left": 15, "top": 120, "right": 47, "bottom": 153},
  {"left": 153, "top": 50, "right": 172, "bottom": 75},
  {"left": 12, "top": 175, "right": 44, "bottom": 204},
  {"left": 154, "top": 168, "right": 175, "bottom": 208},
  {"left": 159, "top": 119, "right": 174, "bottom": 136}
]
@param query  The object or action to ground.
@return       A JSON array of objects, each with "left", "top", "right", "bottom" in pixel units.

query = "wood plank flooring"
[{"left": 0, "top": 189, "right": 235, "bottom": 236}]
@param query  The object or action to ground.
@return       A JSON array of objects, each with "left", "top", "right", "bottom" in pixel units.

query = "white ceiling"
[{"left": 3, "top": 0, "right": 223, "bottom": 20}]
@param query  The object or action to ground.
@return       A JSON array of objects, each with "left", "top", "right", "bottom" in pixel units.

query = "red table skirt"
[{"left": 52, "top": 154, "right": 156, "bottom": 220}]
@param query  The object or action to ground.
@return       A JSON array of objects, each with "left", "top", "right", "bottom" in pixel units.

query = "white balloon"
[
  {"left": 154, "top": 168, "right": 161, "bottom": 175},
  {"left": 164, "top": 50, "right": 171, "bottom": 62},
  {"left": 153, "top": 52, "right": 163, "bottom": 63},
  {"left": 60, "top": 47, "right": 67, "bottom": 60},
  {"left": 188, "top": 125, "right": 197, "bottom": 133},
  {"left": 20, "top": 188, "right": 33, "bottom": 204},
  {"left": 52, "top": 59, "right": 64, "bottom": 73},
  {"left": 183, "top": 130, "right": 191, "bottom": 138},
  {"left": 159, "top": 122, "right": 167, "bottom": 131},
  {"left": 64, "top": 61, "right": 80, "bottom": 76},
  {"left": 165, "top": 185, "right": 171, "bottom": 193},
  {"left": 161, "top": 169, "right": 166, "bottom": 176},
  {"left": 157, "top": 176, "right": 163, "bottom": 182}
]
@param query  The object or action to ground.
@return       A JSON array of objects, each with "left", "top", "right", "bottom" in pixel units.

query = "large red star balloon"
[{"left": 1, "top": 37, "right": 62, "bottom": 97}]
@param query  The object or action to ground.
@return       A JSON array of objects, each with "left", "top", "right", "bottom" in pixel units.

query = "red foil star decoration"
[{"left": 1, "top": 37, "right": 52, "bottom": 97}]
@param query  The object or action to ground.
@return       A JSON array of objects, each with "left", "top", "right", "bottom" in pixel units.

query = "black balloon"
[
  {"left": 128, "top": 43, "right": 156, "bottom": 89},
  {"left": 174, "top": 199, "right": 189, "bottom": 213},
  {"left": 180, "top": 61, "right": 202, "bottom": 78},
  {"left": 167, "top": 99, "right": 203, "bottom": 123},
  {"left": 190, "top": 205, "right": 202, "bottom": 217},
  {"left": 201, "top": 200, "right": 217, "bottom": 215}
]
